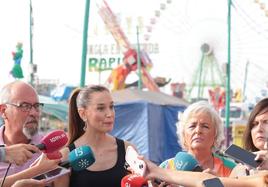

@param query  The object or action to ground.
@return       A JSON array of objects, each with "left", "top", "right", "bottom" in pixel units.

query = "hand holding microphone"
[
  {"left": 125, "top": 147, "right": 202, "bottom": 187},
  {"left": 0, "top": 130, "right": 68, "bottom": 187},
  {"left": 0, "top": 130, "right": 67, "bottom": 166},
  {"left": 5, "top": 145, "right": 96, "bottom": 187},
  {"left": 154, "top": 152, "right": 203, "bottom": 186},
  {"left": 124, "top": 148, "right": 199, "bottom": 185},
  {"left": 30, "top": 153, "right": 62, "bottom": 175},
  {"left": 33, "top": 145, "right": 95, "bottom": 175},
  {"left": 30, "top": 145, "right": 95, "bottom": 184},
  {"left": 4, "top": 144, "right": 40, "bottom": 166}
]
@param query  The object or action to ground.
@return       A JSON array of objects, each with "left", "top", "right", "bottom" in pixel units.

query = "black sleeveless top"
[{"left": 68, "top": 138, "right": 129, "bottom": 187}]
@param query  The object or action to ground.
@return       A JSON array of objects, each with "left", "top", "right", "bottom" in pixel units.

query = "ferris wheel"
[
  {"left": 87, "top": 0, "right": 268, "bottom": 102},
  {"left": 142, "top": 0, "right": 268, "bottom": 102}
]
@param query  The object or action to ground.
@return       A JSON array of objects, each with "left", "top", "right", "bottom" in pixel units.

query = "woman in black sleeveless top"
[
  {"left": 53, "top": 85, "right": 134, "bottom": 187},
  {"left": 68, "top": 138, "right": 127, "bottom": 187}
]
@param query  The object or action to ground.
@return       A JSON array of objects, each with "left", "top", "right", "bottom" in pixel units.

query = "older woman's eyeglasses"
[{"left": 5, "top": 102, "right": 44, "bottom": 112}]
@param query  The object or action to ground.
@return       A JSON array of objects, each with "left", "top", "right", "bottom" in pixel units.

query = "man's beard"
[{"left": 22, "top": 121, "right": 39, "bottom": 140}]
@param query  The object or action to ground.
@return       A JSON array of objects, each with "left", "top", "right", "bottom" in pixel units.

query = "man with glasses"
[{"left": 0, "top": 81, "right": 43, "bottom": 177}]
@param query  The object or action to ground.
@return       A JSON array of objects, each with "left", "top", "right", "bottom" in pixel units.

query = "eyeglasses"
[{"left": 5, "top": 102, "right": 44, "bottom": 112}]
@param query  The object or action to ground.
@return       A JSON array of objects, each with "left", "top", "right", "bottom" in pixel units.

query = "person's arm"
[
  {"left": 195, "top": 176, "right": 264, "bottom": 187},
  {"left": 0, "top": 153, "right": 60, "bottom": 187},
  {"left": 53, "top": 147, "right": 70, "bottom": 187},
  {"left": 222, "top": 177, "right": 259, "bottom": 187},
  {"left": 3, "top": 144, "right": 40, "bottom": 165},
  {"left": 11, "top": 179, "right": 46, "bottom": 187},
  {"left": 142, "top": 156, "right": 215, "bottom": 187},
  {"left": 143, "top": 155, "right": 268, "bottom": 187},
  {"left": 229, "top": 164, "right": 249, "bottom": 178},
  {"left": 217, "top": 173, "right": 268, "bottom": 187},
  {"left": 143, "top": 156, "right": 268, "bottom": 187}
]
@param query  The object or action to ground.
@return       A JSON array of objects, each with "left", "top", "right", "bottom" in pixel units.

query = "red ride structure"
[{"left": 98, "top": 0, "right": 160, "bottom": 91}]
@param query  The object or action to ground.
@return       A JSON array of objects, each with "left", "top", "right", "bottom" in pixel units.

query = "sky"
[{"left": 1, "top": 0, "right": 268, "bottom": 102}]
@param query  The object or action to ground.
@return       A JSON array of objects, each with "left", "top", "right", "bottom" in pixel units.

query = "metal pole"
[
  {"left": 243, "top": 61, "right": 249, "bottom": 101},
  {"left": 225, "top": 0, "right": 232, "bottom": 146},
  {"left": 80, "top": 0, "right": 90, "bottom": 87},
  {"left": 197, "top": 53, "right": 205, "bottom": 99},
  {"left": 29, "top": 0, "right": 34, "bottom": 85},
  {"left": 136, "top": 26, "right": 142, "bottom": 90}
]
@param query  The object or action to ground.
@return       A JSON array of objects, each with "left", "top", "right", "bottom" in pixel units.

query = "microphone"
[
  {"left": 59, "top": 145, "right": 95, "bottom": 171},
  {"left": 155, "top": 152, "right": 203, "bottom": 186},
  {"left": 36, "top": 130, "right": 68, "bottom": 153},
  {"left": 121, "top": 174, "right": 148, "bottom": 187},
  {"left": 174, "top": 152, "right": 203, "bottom": 171}
]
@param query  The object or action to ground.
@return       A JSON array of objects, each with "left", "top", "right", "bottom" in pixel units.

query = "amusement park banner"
[
  {"left": 87, "top": 42, "right": 159, "bottom": 72},
  {"left": 88, "top": 56, "right": 121, "bottom": 72}
]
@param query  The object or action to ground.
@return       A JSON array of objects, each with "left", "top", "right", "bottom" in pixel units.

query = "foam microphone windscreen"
[
  {"left": 36, "top": 130, "right": 68, "bottom": 153},
  {"left": 174, "top": 152, "right": 203, "bottom": 171},
  {"left": 121, "top": 174, "right": 148, "bottom": 187},
  {"left": 68, "top": 145, "right": 95, "bottom": 171},
  {"left": 154, "top": 152, "right": 203, "bottom": 186}
]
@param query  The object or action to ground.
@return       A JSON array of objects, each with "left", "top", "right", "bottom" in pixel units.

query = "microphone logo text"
[
  {"left": 49, "top": 134, "right": 66, "bottom": 143},
  {"left": 74, "top": 147, "right": 84, "bottom": 157}
]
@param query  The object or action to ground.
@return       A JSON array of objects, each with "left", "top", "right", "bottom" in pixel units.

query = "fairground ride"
[
  {"left": 98, "top": 0, "right": 160, "bottom": 91},
  {"left": 187, "top": 43, "right": 225, "bottom": 110}
]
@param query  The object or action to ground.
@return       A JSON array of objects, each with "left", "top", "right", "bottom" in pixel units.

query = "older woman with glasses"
[{"left": 160, "top": 101, "right": 236, "bottom": 177}]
